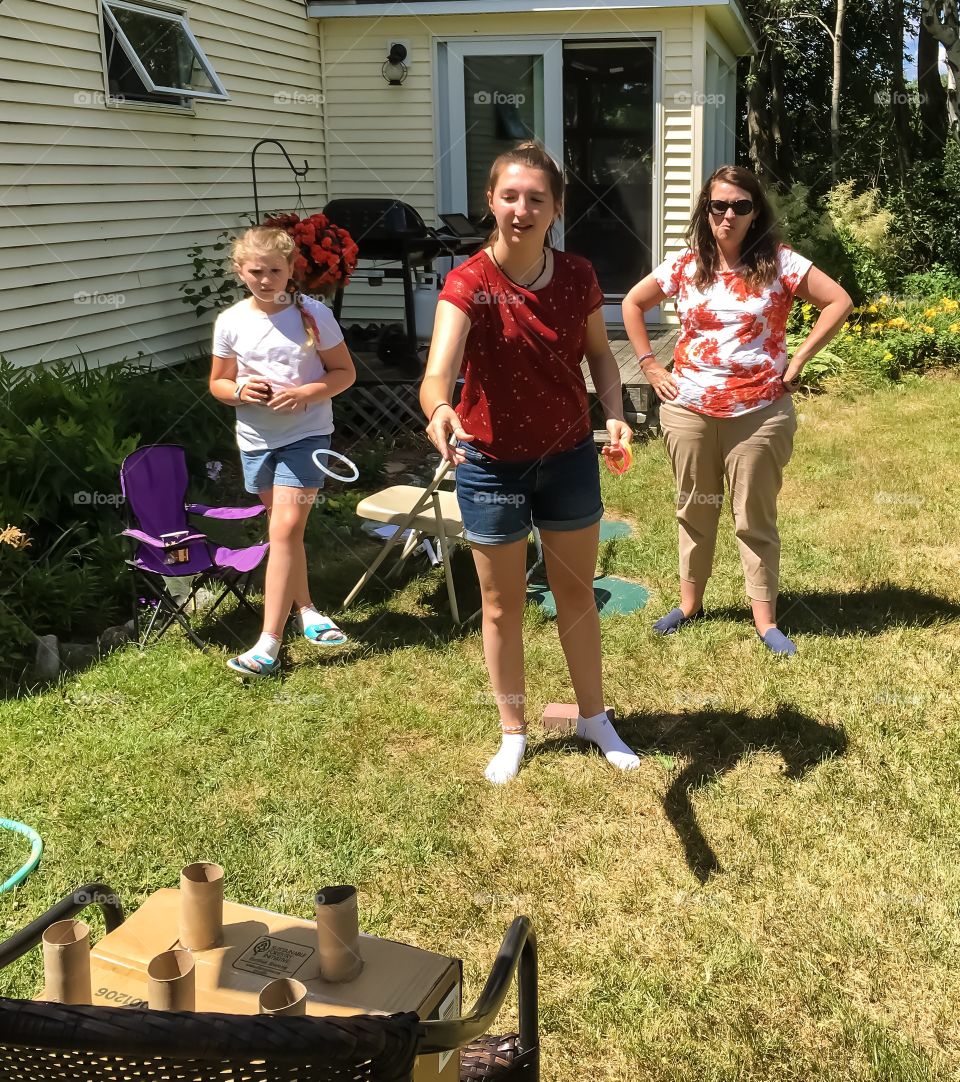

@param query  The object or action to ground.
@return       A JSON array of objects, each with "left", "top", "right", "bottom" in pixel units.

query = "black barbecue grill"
[{"left": 324, "top": 197, "right": 485, "bottom": 362}]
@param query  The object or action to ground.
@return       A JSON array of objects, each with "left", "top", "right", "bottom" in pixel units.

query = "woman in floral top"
[{"left": 623, "top": 166, "right": 852, "bottom": 655}]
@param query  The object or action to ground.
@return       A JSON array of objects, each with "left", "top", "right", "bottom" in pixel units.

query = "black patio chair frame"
[{"left": 0, "top": 883, "right": 538, "bottom": 1082}]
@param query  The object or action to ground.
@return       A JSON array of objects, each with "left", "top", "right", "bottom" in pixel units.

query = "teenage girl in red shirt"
[{"left": 420, "top": 141, "right": 639, "bottom": 785}]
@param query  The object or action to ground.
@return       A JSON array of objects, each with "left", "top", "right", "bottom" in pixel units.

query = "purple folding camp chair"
[{"left": 119, "top": 445, "right": 270, "bottom": 649}]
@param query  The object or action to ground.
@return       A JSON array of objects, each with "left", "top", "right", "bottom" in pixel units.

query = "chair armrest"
[
  {"left": 0, "top": 883, "right": 125, "bottom": 969},
  {"left": 418, "top": 916, "right": 538, "bottom": 1074},
  {"left": 186, "top": 504, "right": 265, "bottom": 520},
  {"left": 121, "top": 529, "right": 207, "bottom": 548}
]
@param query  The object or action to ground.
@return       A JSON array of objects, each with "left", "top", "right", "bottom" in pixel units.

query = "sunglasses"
[{"left": 708, "top": 198, "right": 754, "bottom": 216}]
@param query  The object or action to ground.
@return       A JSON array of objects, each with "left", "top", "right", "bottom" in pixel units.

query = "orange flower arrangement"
[{"left": 263, "top": 212, "right": 359, "bottom": 293}]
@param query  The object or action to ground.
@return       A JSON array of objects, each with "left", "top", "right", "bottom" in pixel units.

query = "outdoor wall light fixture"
[{"left": 382, "top": 43, "right": 408, "bottom": 85}]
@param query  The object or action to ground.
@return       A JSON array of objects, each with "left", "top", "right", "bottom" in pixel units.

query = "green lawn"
[{"left": 2, "top": 377, "right": 959, "bottom": 1080}]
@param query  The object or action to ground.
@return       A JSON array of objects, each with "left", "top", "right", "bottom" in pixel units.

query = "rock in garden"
[{"left": 33, "top": 634, "right": 60, "bottom": 682}]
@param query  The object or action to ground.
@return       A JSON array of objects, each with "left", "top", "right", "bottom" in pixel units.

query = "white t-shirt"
[
  {"left": 212, "top": 295, "right": 345, "bottom": 451},
  {"left": 653, "top": 244, "right": 813, "bottom": 417}
]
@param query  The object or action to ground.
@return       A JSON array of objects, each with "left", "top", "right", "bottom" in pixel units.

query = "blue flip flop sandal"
[
  {"left": 227, "top": 653, "right": 280, "bottom": 678},
  {"left": 298, "top": 613, "right": 348, "bottom": 646}
]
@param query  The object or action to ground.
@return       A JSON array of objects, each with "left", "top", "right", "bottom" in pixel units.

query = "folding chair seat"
[
  {"left": 343, "top": 459, "right": 545, "bottom": 625},
  {"left": 0, "top": 883, "right": 539, "bottom": 1082},
  {"left": 343, "top": 459, "right": 467, "bottom": 622},
  {"left": 119, "top": 444, "right": 270, "bottom": 648}
]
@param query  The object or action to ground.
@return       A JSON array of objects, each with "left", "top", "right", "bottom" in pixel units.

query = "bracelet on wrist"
[
  {"left": 428, "top": 401, "right": 452, "bottom": 421},
  {"left": 636, "top": 351, "right": 655, "bottom": 369}
]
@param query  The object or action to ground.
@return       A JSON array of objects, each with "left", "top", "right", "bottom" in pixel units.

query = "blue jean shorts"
[
  {"left": 456, "top": 436, "right": 603, "bottom": 545},
  {"left": 240, "top": 434, "right": 332, "bottom": 493}
]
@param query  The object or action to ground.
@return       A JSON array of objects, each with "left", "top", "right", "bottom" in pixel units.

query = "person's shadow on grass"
[
  {"left": 542, "top": 704, "right": 847, "bottom": 884},
  {"left": 709, "top": 584, "right": 960, "bottom": 637}
]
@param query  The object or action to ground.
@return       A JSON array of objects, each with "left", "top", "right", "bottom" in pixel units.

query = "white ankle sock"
[
  {"left": 485, "top": 733, "right": 527, "bottom": 785},
  {"left": 237, "top": 632, "right": 280, "bottom": 667},
  {"left": 576, "top": 710, "right": 640, "bottom": 771}
]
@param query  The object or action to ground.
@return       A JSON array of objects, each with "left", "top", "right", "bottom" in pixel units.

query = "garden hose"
[{"left": 0, "top": 818, "right": 43, "bottom": 893}]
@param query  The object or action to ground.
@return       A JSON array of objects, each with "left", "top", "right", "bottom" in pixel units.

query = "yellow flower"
[
  {"left": 924, "top": 307, "right": 939, "bottom": 319},
  {"left": 942, "top": 298, "right": 959, "bottom": 312},
  {"left": 883, "top": 352, "right": 894, "bottom": 361},
  {"left": 887, "top": 317, "right": 909, "bottom": 329},
  {"left": 921, "top": 324, "right": 935, "bottom": 334},
  {"left": 949, "top": 322, "right": 960, "bottom": 334},
  {"left": 866, "top": 303, "right": 878, "bottom": 314},
  {"left": 0, "top": 525, "right": 31, "bottom": 550},
  {"left": 878, "top": 295, "right": 891, "bottom": 306}
]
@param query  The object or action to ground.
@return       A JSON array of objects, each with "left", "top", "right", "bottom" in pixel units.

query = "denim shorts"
[
  {"left": 456, "top": 436, "right": 603, "bottom": 545},
  {"left": 240, "top": 434, "right": 332, "bottom": 493}
]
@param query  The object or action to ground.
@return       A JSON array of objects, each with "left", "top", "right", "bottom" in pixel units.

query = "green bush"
[
  {"left": 0, "top": 357, "right": 239, "bottom": 686},
  {"left": 882, "top": 142, "right": 960, "bottom": 278},
  {"left": 900, "top": 264, "right": 960, "bottom": 300},
  {"left": 772, "top": 181, "right": 899, "bottom": 302},
  {"left": 790, "top": 292, "right": 960, "bottom": 388}
]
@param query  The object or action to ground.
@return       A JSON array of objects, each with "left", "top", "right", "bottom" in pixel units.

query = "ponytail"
[{"left": 293, "top": 289, "right": 319, "bottom": 351}]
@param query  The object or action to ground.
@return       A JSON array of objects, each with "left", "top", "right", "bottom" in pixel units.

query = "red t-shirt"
[{"left": 438, "top": 249, "right": 604, "bottom": 461}]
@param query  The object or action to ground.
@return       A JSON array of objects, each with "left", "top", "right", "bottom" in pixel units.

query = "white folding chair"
[
  {"left": 344, "top": 458, "right": 467, "bottom": 623},
  {"left": 343, "top": 457, "right": 545, "bottom": 625}
]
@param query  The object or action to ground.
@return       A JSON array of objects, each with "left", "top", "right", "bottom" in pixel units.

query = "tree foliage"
[{"left": 737, "top": 0, "right": 959, "bottom": 278}]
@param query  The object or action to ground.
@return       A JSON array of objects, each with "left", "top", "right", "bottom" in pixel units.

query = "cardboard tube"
[
  {"left": 42, "top": 919, "right": 91, "bottom": 1004},
  {"left": 315, "top": 885, "right": 363, "bottom": 983},
  {"left": 259, "top": 977, "right": 308, "bottom": 1016},
  {"left": 147, "top": 949, "right": 196, "bottom": 1011},
  {"left": 180, "top": 861, "right": 224, "bottom": 950}
]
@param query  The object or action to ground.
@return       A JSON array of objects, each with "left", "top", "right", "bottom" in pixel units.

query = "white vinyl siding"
[
  {"left": 321, "top": 8, "right": 700, "bottom": 325},
  {"left": 0, "top": 0, "right": 326, "bottom": 369}
]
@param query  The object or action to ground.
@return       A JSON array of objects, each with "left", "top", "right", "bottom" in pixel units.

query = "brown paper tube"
[
  {"left": 315, "top": 885, "right": 363, "bottom": 983},
  {"left": 259, "top": 977, "right": 308, "bottom": 1016},
  {"left": 147, "top": 949, "right": 196, "bottom": 1011},
  {"left": 42, "top": 919, "right": 91, "bottom": 1004},
  {"left": 180, "top": 861, "right": 224, "bottom": 950}
]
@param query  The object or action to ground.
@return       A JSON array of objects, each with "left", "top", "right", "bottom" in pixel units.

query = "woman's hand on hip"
[
  {"left": 426, "top": 404, "right": 475, "bottom": 464},
  {"left": 781, "top": 357, "right": 805, "bottom": 392},
  {"left": 644, "top": 362, "right": 679, "bottom": 402}
]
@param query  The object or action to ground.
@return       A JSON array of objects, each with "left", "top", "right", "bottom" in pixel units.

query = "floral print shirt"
[{"left": 653, "top": 245, "right": 813, "bottom": 417}]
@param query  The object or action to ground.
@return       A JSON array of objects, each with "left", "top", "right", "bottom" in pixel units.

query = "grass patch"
[{"left": 2, "top": 379, "right": 959, "bottom": 1079}]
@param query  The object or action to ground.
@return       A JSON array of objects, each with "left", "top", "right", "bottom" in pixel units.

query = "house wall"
[
  {"left": 320, "top": 7, "right": 702, "bottom": 325},
  {"left": 0, "top": 0, "right": 326, "bottom": 369}
]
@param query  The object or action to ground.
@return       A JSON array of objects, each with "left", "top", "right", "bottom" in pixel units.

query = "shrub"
[
  {"left": 790, "top": 294, "right": 960, "bottom": 387},
  {"left": 772, "top": 181, "right": 898, "bottom": 302},
  {"left": 0, "top": 357, "right": 239, "bottom": 686}
]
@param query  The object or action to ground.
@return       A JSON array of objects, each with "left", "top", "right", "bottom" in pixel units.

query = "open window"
[{"left": 101, "top": 0, "right": 229, "bottom": 106}]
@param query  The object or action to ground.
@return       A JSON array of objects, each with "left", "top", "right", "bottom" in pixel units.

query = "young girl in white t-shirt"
[{"left": 210, "top": 226, "right": 356, "bottom": 677}]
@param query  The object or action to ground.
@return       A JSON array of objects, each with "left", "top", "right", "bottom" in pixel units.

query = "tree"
[{"left": 920, "top": 0, "right": 960, "bottom": 142}]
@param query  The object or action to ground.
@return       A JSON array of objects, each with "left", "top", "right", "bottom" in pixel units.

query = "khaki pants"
[{"left": 660, "top": 396, "right": 797, "bottom": 602}]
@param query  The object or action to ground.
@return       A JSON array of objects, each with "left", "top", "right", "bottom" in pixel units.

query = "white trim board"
[{"left": 309, "top": 0, "right": 748, "bottom": 24}]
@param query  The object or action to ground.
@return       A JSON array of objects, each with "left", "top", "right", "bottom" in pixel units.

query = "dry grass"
[{"left": 2, "top": 378, "right": 959, "bottom": 1079}]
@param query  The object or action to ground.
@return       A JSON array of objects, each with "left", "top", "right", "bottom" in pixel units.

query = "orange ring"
[{"left": 603, "top": 442, "right": 633, "bottom": 476}]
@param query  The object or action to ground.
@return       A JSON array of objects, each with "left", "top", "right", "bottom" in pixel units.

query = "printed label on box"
[
  {"left": 94, "top": 985, "right": 148, "bottom": 1009},
  {"left": 232, "top": 935, "right": 315, "bottom": 978},
  {"left": 436, "top": 982, "right": 461, "bottom": 1071}
]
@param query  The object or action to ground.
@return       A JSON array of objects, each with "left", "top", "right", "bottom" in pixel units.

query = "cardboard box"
[{"left": 78, "top": 889, "right": 461, "bottom": 1080}]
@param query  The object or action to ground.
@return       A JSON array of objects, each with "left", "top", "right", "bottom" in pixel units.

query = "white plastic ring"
[{"left": 311, "top": 447, "right": 360, "bottom": 483}]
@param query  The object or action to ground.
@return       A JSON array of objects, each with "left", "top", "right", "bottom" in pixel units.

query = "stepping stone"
[
  {"left": 599, "top": 519, "right": 633, "bottom": 542},
  {"left": 527, "top": 575, "right": 649, "bottom": 618}
]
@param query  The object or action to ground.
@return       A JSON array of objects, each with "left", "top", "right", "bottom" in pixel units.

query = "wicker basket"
[{"left": 461, "top": 1032, "right": 536, "bottom": 1080}]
